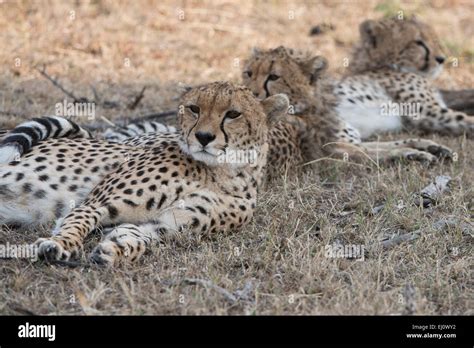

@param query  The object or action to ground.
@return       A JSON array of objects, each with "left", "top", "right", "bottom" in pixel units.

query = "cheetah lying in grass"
[
  {"left": 241, "top": 45, "right": 453, "bottom": 167},
  {"left": 0, "top": 82, "right": 289, "bottom": 266},
  {"left": 102, "top": 19, "right": 462, "bottom": 175},
  {"left": 336, "top": 16, "right": 473, "bottom": 138},
  {"left": 4, "top": 18, "right": 465, "bottom": 181},
  {"left": 237, "top": 18, "right": 471, "bottom": 170}
]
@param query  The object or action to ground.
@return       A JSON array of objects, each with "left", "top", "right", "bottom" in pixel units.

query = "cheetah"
[
  {"left": 241, "top": 46, "right": 453, "bottom": 166},
  {"left": 100, "top": 47, "right": 452, "bottom": 178},
  {"left": 336, "top": 16, "right": 473, "bottom": 138},
  {"left": 0, "top": 82, "right": 289, "bottom": 266}
]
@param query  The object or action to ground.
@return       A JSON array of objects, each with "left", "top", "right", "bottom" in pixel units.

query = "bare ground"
[{"left": 0, "top": 0, "right": 472, "bottom": 315}]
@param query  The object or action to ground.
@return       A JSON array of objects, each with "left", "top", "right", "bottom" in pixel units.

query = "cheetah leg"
[
  {"left": 90, "top": 195, "right": 253, "bottom": 266},
  {"left": 403, "top": 93, "right": 474, "bottom": 136},
  {"left": 326, "top": 139, "right": 449, "bottom": 165},
  {"left": 363, "top": 145, "right": 437, "bottom": 164},
  {"left": 89, "top": 212, "right": 203, "bottom": 267},
  {"left": 35, "top": 205, "right": 108, "bottom": 261},
  {"left": 89, "top": 223, "right": 159, "bottom": 266},
  {"left": 363, "top": 138, "right": 453, "bottom": 158}
]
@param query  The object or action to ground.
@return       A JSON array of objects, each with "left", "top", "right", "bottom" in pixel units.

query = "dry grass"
[{"left": 0, "top": 0, "right": 472, "bottom": 315}]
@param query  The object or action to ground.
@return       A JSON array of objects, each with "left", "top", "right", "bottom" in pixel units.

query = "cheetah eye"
[
  {"left": 225, "top": 110, "right": 242, "bottom": 119},
  {"left": 415, "top": 40, "right": 424, "bottom": 46},
  {"left": 268, "top": 74, "right": 280, "bottom": 81},
  {"left": 187, "top": 105, "right": 200, "bottom": 114},
  {"left": 243, "top": 71, "right": 253, "bottom": 78}
]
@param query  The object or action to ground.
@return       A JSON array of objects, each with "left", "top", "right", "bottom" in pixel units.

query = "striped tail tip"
[{"left": 0, "top": 143, "right": 21, "bottom": 164}]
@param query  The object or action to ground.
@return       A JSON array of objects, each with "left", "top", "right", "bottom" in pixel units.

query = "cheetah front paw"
[
  {"left": 403, "top": 150, "right": 437, "bottom": 164},
  {"left": 425, "top": 144, "right": 453, "bottom": 159},
  {"left": 34, "top": 238, "right": 73, "bottom": 262},
  {"left": 90, "top": 241, "right": 118, "bottom": 267},
  {"left": 90, "top": 224, "right": 149, "bottom": 266}
]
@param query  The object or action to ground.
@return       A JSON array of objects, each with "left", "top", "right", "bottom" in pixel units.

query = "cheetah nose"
[
  {"left": 195, "top": 131, "right": 216, "bottom": 147},
  {"left": 435, "top": 56, "right": 445, "bottom": 64}
]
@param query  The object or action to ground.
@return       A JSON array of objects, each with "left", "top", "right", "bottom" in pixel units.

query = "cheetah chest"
[{"left": 335, "top": 78, "right": 403, "bottom": 139}]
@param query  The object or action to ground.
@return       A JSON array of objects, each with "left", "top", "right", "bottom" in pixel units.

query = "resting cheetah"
[
  {"left": 0, "top": 82, "right": 289, "bottom": 265},
  {"left": 101, "top": 45, "right": 452, "bottom": 176},
  {"left": 336, "top": 16, "right": 473, "bottom": 138},
  {"left": 241, "top": 46, "right": 453, "bottom": 165}
]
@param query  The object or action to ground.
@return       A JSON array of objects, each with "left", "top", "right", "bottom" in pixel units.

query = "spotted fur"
[
  {"left": 337, "top": 16, "right": 473, "bottom": 138},
  {"left": 0, "top": 82, "right": 289, "bottom": 266},
  {"left": 242, "top": 46, "right": 453, "bottom": 165}
]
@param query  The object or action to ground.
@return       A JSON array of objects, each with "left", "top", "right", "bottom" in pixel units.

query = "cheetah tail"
[
  {"left": 103, "top": 120, "right": 176, "bottom": 142},
  {"left": 0, "top": 116, "right": 92, "bottom": 164}
]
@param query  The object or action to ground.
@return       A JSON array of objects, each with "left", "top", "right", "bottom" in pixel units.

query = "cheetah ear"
[
  {"left": 360, "top": 19, "right": 378, "bottom": 48},
  {"left": 299, "top": 55, "right": 328, "bottom": 83},
  {"left": 176, "top": 83, "right": 193, "bottom": 97},
  {"left": 251, "top": 47, "right": 263, "bottom": 57},
  {"left": 261, "top": 94, "right": 289, "bottom": 124}
]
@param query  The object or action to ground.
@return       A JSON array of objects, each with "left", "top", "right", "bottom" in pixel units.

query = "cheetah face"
[
  {"left": 242, "top": 46, "right": 328, "bottom": 114},
  {"left": 178, "top": 81, "right": 289, "bottom": 167},
  {"left": 356, "top": 16, "right": 446, "bottom": 78}
]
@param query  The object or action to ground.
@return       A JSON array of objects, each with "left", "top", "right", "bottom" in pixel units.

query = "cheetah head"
[
  {"left": 178, "top": 81, "right": 289, "bottom": 167},
  {"left": 351, "top": 16, "right": 446, "bottom": 78},
  {"left": 242, "top": 46, "right": 329, "bottom": 114}
]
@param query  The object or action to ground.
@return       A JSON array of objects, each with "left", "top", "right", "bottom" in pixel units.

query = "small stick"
[
  {"left": 381, "top": 230, "right": 421, "bottom": 249},
  {"left": 127, "top": 86, "right": 147, "bottom": 110},
  {"left": 36, "top": 66, "right": 86, "bottom": 103},
  {"left": 379, "top": 216, "right": 472, "bottom": 250},
  {"left": 414, "top": 175, "right": 451, "bottom": 208},
  {"left": 90, "top": 84, "right": 101, "bottom": 103},
  {"left": 183, "top": 278, "right": 237, "bottom": 303},
  {"left": 37, "top": 66, "right": 120, "bottom": 109},
  {"left": 100, "top": 116, "right": 125, "bottom": 129}
]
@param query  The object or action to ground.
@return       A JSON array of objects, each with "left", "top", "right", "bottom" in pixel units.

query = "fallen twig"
[
  {"left": 380, "top": 230, "right": 420, "bottom": 249},
  {"left": 36, "top": 66, "right": 120, "bottom": 109},
  {"left": 369, "top": 175, "right": 452, "bottom": 214},
  {"left": 100, "top": 116, "right": 125, "bottom": 130},
  {"left": 183, "top": 278, "right": 238, "bottom": 303},
  {"left": 36, "top": 66, "right": 89, "bottom": 103},
  {"left": 234, "top": 279, "right": 258, "bottom": 301},
  {"left": 127, "top": 86, "right": 147, "bottom": 110},
  {"left": 414, "top": 175, "right": 452, "bottom": 208},
  {"left": 379, "top": 216, "right": 473, "bottom": 249},
  {"left": 165, "top": 277, "right": 259, "bottom": 304},
  {"left": 370, "top": 204, "right": 385, "bottom": 215}
]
